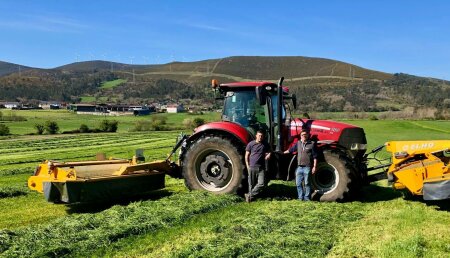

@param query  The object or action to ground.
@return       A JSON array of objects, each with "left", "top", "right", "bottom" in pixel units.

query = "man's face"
[
  {"left": 256, "top": 132, "right": 263, "bottom": 142},
  {"left": 301, "top": 132, "right": 309, "bottom": 141}
]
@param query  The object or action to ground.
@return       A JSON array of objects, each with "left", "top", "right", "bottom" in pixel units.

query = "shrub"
[
  {"left": 150, "top": 116, "right": 167, "bottom": 131},
  {"left": 182, "top": 118, "right": 194, "bottom": 129},
  {"left": 34, "top": 123, "right": 45, "bottom": 135},
  {"left": 131, "top": 120, "right": 152, "bottom": 131},
  {"left": 79, "top": 124, "right": 90, "bottom": 133},
  {"left": 0, "top": 124, "right": 10, "bottom": 136},
  {"left": 183, "top": 117, "right": 206, "bottom": 129},
  {"left": 193, "top": 117, "right": 205, "bottom": 127},
  {"left": 107, "top": 120, "right": 118, "bottom": 132},
  {"left": 98, "top": 120, "right": 119, "bottom": 132},
  {"left": 368, "top": 115, "right": 379, "bottom": 121},
  {"left": 44, "top": 121, "right": 59, "bottom": 134}
]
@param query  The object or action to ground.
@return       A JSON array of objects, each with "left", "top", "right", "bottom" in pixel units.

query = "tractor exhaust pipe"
[{"left": 276, "top": 77, "right": 284, "bottom": 152}]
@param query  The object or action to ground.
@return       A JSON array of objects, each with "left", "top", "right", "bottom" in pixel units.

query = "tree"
[{"left": 44, "top": 121, "right": 59, "bottom": 134}]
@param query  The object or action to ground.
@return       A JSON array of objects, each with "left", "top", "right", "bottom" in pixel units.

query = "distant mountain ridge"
[
  {"left": 0, "top": 56, "right": 448, "bottom": 118},
  {"left": 0, "top": 61, "right": 34, "bottom": 76},
  {"left": 0, "top": 56, "right": 392, "bottom": 81}
]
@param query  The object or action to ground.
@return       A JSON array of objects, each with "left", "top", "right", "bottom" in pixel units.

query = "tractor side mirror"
[{"left": 256, "top": 86, "right": 267, "bottom": 105}]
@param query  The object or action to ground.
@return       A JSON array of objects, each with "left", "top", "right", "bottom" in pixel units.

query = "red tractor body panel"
[
  {"left": 194, "top": 121, "right": 252, "bottom": 145},
  {"left": 286, "top": 118, "right": 366, "bottom": 151},
  {"left": 289, "top": 118, "right": 357, "bottom": 141}
]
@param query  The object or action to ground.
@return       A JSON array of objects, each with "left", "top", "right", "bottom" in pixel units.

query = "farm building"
[
  {"left": 1, "top": 102, "right": 20, "bottom": 109},
  {"left": 39, "top": 102, "right": 62, "bottom": 110},
  {"left": 68, "top": 104, "right": 96, "bottom": 113},
  {"left": 166, "top": 104, "right": 184, "bottom": 113}
]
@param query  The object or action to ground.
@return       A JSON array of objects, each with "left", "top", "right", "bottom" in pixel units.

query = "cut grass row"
[
  {"left": 0, "top": 132, "right": 174, "bottom": 150},
  {"left": 0, "top": 191, "right": 241, "bottom": 258},
  {"left": 97, "top": 200, "right": 365, "bottom": 257},
  {"left": 0, "top": 133, "right": 178, "bottom": 167},
  {"left": 1, "top": 180, "right": 449, "bottom": 257}
]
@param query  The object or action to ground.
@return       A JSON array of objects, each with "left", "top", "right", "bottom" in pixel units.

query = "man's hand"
[{"left": 312, "top": 166, "right": 316, "bottom": 174}]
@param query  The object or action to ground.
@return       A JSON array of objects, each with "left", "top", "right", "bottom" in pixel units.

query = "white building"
[
  {"left": 3, "top": 102, "right": 19, "bottom": 109},
  {"left": 166, "top": 104, "right": 184, "bottom": 113}
]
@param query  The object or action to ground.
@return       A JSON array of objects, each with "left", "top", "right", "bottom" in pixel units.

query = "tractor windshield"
[{"left": 222, "top": 90, "right": 267, "bottom": 133}]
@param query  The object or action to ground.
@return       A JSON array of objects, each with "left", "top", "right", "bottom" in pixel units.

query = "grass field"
[
  {"left": 0, "top": 110, "right": 220, "bottom": 135},
  {"left": 100, "top": 79, "right": 127, "bottom": 89},
  {"left": 0, "top": 111, "right": 449, "bottom": 257}
]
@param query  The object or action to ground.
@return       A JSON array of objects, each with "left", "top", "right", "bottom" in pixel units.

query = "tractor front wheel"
[
  {"left": 311, "top": 150, "right": 353, "bottom": 202},
  {"left": 183, "top": 136, "right": 245, "bottom": 194}
]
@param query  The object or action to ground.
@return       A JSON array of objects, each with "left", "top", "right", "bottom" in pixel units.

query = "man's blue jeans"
[{"left": 295, "top": 166, "right": 311, "bottom": 200}]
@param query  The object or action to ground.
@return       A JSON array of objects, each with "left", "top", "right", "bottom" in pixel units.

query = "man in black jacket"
[{"left": 284, "top": 130, "right": 318, "bottom": 201}]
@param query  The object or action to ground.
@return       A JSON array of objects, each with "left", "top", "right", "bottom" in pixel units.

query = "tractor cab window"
[
  {"left": 270, "top": 94, "right": 286, "bottom": 123},
  {"left": 222, "top": 90, "right": 267, "bottom": 135}
]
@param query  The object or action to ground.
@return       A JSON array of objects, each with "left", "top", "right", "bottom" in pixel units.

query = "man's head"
[
  {"left": 300, "top": 130, "right": 310, "bottom": 141},
  {"left": 255, "top": 130, "right": 264, "bottom": 143}
]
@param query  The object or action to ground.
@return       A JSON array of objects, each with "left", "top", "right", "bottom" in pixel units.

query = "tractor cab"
[{"left": 213, "top": 79, "right": 292, "bottom": 149}]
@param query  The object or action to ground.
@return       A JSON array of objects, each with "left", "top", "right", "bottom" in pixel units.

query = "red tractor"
[{"left": 178, "top": 78, "right": 368, "bottom": 201}]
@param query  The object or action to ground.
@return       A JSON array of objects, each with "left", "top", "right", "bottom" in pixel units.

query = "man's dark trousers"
[{"left": 248, "top": 166, "right": 265, "bottom": 198}]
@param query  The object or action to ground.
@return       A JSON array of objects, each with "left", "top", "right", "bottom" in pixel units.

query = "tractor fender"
[{"left": 190, "top": 122, "right": 252, "bottom": 146}]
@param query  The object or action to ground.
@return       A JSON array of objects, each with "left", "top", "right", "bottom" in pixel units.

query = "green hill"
[{"left": 0, "top": 56, "right": 448, "bottom": 118}]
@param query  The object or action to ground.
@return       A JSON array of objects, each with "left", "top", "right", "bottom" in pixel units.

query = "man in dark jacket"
[
  {"left": 284, "top": 130, "right": 318, "bottom": 201},
  {"left": 245, "top": 130, "right": 271, "bottom": 202}
]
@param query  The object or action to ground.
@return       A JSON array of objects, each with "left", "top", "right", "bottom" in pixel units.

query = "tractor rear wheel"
[
  {"left": 183, "top": 136, "right": 245, "bottom": 194},
  {"left": 311, "top": 150, "right": 353, "bottom": 202}
]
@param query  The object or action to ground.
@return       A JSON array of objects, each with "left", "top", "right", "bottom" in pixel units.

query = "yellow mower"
[
  {"left": 384, "top": 140, "right": 450, "bottom": 200},
  {"left": 28, "top": 152, "right": 180, "bottom": 203}
]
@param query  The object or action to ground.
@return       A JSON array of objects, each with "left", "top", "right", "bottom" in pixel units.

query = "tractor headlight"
[{"left": 351, "top": 143, "right": 367, "bottom": 150}]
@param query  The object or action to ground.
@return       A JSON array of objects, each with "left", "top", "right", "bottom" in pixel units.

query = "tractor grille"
[{"left": 339, "top": 127, "right": 367, "bottom": 150}]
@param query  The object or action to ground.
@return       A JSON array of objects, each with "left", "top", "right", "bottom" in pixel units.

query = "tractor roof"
[
  {"left": 219, "top": 81, "right": 289, "bottom": 93},
  {"left": 220, "top": 81, "right": 276, "bottom": 88}
]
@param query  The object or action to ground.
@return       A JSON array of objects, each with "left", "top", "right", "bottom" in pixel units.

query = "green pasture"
[
  {"left": 0, "top": 113, "right": 449, "bottom": 257},
  {"left": 0, "top": 110, "right": 220, "bottom": 135},
  {"left": 100, "top": 79, "right": 127, "bottom": 89}
]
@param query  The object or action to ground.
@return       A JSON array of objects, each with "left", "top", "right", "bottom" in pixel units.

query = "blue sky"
[{"left": 1, "top": 0, "right": 449, "bottom": 79}]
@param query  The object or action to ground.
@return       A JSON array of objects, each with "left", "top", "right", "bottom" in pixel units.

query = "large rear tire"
[
  {"left": 183, "top": 136, "right": 246, "bottom": 194},
  {"left": 311, "top": 150, "right": 354, "bottom": 202}
]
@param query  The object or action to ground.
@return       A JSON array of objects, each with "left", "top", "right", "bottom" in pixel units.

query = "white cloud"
[{"left": 0, "top": 13, "right": 88, "bottom": 33}]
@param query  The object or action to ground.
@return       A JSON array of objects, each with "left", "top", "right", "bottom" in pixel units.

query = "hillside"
[
  {"left": 0, "top": 56, "right": 449, "bottom": 118},
  {"left": 0, "top": 61, "right": 33, "bottom": 77},
  {"left": 56, "top": 60, "right": 156, "bottom": 72}
]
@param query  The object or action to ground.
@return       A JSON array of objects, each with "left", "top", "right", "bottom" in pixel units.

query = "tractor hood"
[{"left": 289, "top": 118, "right": 367, "bottom": 150}]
